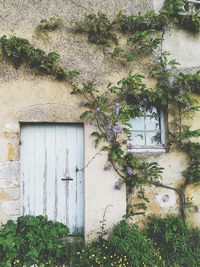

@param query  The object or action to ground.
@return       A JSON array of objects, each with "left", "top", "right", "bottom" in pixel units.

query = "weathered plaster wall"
[
  {"left": 0, "top": 0, "right": 199, "bottom": 240},
  {"left": 163, "top": 29, "right": 200, "bottom": 69},
  {"left": 153, "top": 0, "right": 165, "bottom": 12}
]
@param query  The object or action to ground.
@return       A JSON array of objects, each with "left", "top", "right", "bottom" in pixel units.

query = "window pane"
[
  {"left": 146, "top": 107, "right": 157, "bottom": 116},
  {"left": 146, "top": 131, "right": 162, "bottom": 146},
  {"left": 131, "top": 132, "right": 145, "bottom": 146},
  {"left": 130, "top": 117, "right": 145, "bottom": 131},
  {"left": 145, "top": 116, "right": 160, "bottom": 131},
  {"left": 129, "top": 106, "right": 165, "bottom": 150}
]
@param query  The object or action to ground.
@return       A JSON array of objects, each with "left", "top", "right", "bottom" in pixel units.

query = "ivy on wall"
[{"left": 0, "top": 0, "right": 200, "bottom": 221}]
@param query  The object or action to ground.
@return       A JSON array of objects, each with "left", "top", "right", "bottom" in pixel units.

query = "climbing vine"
[
  {"left": 0, "top": 0, "right": 200, "bottom": 220},
  {"left": 74, "top": 0, "right": 200, "bottom": 62},
  {"left": 72, "top": 45, "right": 200, "bottom": 218},
  {"left": 75, "top": 12, "right": 118, "bottom": 46},
  {"left": 74, "top": 0, "right": 200, "bottom": 48},
  {"left": 35, "top": 17, "right": 63, "bottom": 37},
  {"left": 73, "top": 72, "right": 165, "bottom": 202},
  {"left": 72, "top": 0, "right": 200, "bottom": 219},
  {"left": 0, "top": 35, "right": 78, "bottom": 81}
]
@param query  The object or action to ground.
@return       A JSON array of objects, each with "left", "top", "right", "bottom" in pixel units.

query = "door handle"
[{"left": 61, "top": 177, "right": 74, "bottom": 181}]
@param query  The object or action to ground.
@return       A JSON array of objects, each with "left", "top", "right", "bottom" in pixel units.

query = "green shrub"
[
  {"left": 189, "top": 228, "right": 200, "bottom": 266},
  {"left": 35, "top": 17, "right": 63, "bottom": 35},
  {"left": 115, "top": 11, "right": 169, "bottom": 32},
  {"left": 1, "top": 215, "right": 200, "bottom": 267},
  {"left": 0, "top": 215, "right": 69, "bottom": 267},
  {"left": 73, "top": 220, "right": 164, "bottom": 267},
  {"left": 145, "top": 215, "right": 200, "bottom": 267},
  {"left": 75, "top": 12, "right": 118, "bottom": 46}
]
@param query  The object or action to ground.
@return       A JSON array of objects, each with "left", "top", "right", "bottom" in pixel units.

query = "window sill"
[{"left": 128, "top": 147, "right": 166, "bottom": 153}]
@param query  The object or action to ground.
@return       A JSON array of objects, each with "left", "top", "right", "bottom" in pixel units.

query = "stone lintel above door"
[{"left": 16, "top": 103, "right": 82, "bottom": 123}]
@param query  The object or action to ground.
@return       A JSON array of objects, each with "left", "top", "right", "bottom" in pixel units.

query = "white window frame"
[
  {"left": 184, "top": 0, "right": 200, "bottom": 13},
  {"left": 188, "top": 0, "right": 200, "bottom": 4},
  {"left": 128, "top": 107, "right": 166, "bottom": 153}
]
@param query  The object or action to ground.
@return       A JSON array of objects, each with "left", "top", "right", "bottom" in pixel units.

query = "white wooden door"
[{"left": 20, "top": 123, "right": 84, "bottom": 233}]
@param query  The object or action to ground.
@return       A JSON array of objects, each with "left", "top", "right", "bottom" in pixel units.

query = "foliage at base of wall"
[
  {"left": 73, "top": 219, "right": 164, "bottom": 267},
  {"left": 0, "top": 215, "right": 71, "bottom": 267},
  {"left": 1, "top": 215, "right": 199, "bottom": 267},
  {"left": 74, "top": 215, "right": 200, "bottom": 267},
  {"left": 146, "top": 215, "right": 200, "bottom": 267}
]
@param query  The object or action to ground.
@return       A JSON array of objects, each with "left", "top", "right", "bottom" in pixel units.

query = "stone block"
[
  {"left": 0, "top": 178, "right": 19, "bottom": 188},
  {"left": 0, "top": 200, "right": 20, "bottom": 216},
  {"left": 0, "top": 188, "right": 20, "bottom": 201},
  {"left": 0, "top": 161, "right": 19, "bottom": 179}
]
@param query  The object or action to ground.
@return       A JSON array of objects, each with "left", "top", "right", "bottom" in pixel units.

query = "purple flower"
[
  {"left": 106, "top": 123, "right": 114, "bottom": 141},
  {"left": 114, "top": 181, "right": 122, "bottom": 190},
  {"left": 127, "top": 166, "right": 133, "bottom": 175},
  {"left": 107, "top": 133, "right": 114, "bottom": 142},
  {"left": 106, "top": 123, "right": 113, "bottom": 131},
  {"left": 106, "top": 122, "right": 123, "bottom": 142},
  {"left": 80, "top": 101, "right": 86, "bottom": 107},
  {"left": 113, "top": 122, "right": 123, "bottom": 136},
  {"left": 114, "top": 103, "right": 120, "bottom": 115}
]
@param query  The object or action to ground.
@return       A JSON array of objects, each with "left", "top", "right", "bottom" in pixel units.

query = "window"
[
  {"left": 128, "top": 106, "right": 166, "bottom": 152},
  {"left": 188, "top": 0, "right": 200, "bottom": 3},
  {"left": 186, "top": 0, "right": 200, "bottom": 12}
]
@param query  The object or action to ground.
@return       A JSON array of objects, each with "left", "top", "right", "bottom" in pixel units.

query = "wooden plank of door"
[
  {"left": 75, "top": 125, "right": 84, "bottom": 231},
  {"left": 55, "top": 124, "right": 68, "bottom": 225},
  {"left": 21, "top": 125, "right": 30, "bottom": 215},
  {"left": 21, "top": 125, "right": 36, "bottom": 215},
  {"left": 45, "top": 125, "right": 56, "bottom": 221},
  {"left": 67, "top": 125, "right": 78, "bottom": 232},
  {"left": 34, "top": 125, "right": 46, "bottom": 216}
]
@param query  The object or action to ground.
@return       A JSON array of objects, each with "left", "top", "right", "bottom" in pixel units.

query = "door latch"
[{"left": 61, "top": 177, "right": 74, "bottom": 181}]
